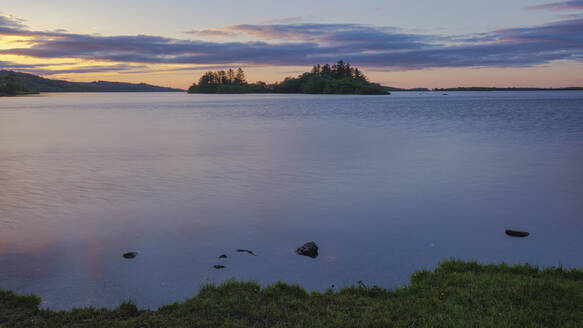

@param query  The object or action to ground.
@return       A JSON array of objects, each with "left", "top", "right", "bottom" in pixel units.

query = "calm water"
[{"left": 1, "top": 92, "right": 582, "bottom": 309}]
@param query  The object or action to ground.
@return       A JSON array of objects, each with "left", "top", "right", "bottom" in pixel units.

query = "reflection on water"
[{"left": 1, "top": 92, "right": 583, "bottom": 309}]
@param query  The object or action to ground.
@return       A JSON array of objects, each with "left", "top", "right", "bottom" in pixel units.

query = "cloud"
[
  {"left": 1, "top": 14, "right": 582, "bottom": 72},
  {"left": 260, "top": 16, "right": 303, "bottom": 24},
  {"left": 225, "top": 23, "right": 426, "bottom": 45},
  {"left": 0, "top": 13, "right": 64, "bottom": 37},
  {"left": 0, "top": 60, "right": 46, "bottom": 70},
  {"left": 183, "top": 29, "right": 238, "bottom": 37},
  {"left": 117, "top": 64, "right": 242, "bottom": 74},
  {"left": 0, "top": 14, "right": 27, "bottom": 31},
  {"left": 37, "top": 64, "right": 148, "bottom": 75},
  {"left": 527, "top": 0, "right": 583, "bottom": 11},
  {"left": 0, "top": 60, "right": 146, "bottom": 75}
]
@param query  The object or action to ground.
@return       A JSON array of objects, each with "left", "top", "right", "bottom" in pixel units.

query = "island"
[
  {"left": 0, "top": 70, "right": 184, "bottom": 94},
  {"left": 187, "top": 61, "right": 389, "bottom": 95}
]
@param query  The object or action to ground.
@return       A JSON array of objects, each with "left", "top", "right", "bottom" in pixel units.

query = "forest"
[{"left": 0, "top": 71, "right": 38, "bottom": 96}]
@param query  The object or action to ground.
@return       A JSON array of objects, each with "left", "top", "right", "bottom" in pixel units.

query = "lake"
[{"left": 1, "top": 92, "right": 582, "bottom": 309}]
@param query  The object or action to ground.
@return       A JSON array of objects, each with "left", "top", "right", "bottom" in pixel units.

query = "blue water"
[{"left": 1, "top": 92, "right": 582, "bottom": 309}]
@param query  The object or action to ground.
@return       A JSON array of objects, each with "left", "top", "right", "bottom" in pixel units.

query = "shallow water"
[{"left": 1, "top": 92, "right": 582, "bottom": 309}]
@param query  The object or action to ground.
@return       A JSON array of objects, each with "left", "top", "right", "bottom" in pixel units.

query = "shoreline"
[
  {"left": 3, "top": 89, "right": 583, "bottom": 97},
  {"left": 2, "top": 259, "right": 582, "bottom": 327},
  {"left": 0, "top": 91, "right": 40, "bottom": 97}
]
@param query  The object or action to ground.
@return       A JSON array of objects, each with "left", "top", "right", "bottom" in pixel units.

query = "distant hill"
[
  {"left": 384, "top": 86, "right": 430, "bottom": 92},
  {"left": 0, "top": 71, "right": 184, "bottom": 93}
]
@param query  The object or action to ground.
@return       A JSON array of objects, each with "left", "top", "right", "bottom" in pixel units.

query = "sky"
[{"left": 1, "top": 0, "right": 583, "bottom": 88}]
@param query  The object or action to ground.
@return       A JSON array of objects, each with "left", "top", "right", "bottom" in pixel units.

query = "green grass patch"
[{"left": 1, "top": 259, "right": 582, "bottom": 327}]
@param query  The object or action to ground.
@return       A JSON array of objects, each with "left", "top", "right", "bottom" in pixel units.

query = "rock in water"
[
  {"left": 505, "top": 230, "right": 530, "bottom": 237},
  {"left": 236, "top": 249, "right": 257, "bottom": 256},
  {"left": 122, "top": 251, "right": 139, "bottom": 259},
  {"left": 296, "top": 241, "right": 319, "bottom": 258},
  {"left": 214, "top": 265, "right": 225, "bottom": 269},
  {"left": 218, "top": 254, "right": 228, "bottom": 259}
]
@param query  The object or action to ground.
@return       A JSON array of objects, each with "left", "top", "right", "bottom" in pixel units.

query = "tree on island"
[
  {"left": 235, "top": 68, "right": 246, "bottom": 84},
  {"left": 272, "top": 60, "right": 383, "bottom": 94},
  {"left": 187, "top": 61, "right": 388, "bottom": 95}
]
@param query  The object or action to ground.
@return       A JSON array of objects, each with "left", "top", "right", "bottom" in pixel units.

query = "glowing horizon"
[{"left": 1, "top": 0, "right": 583, "bottom": 89}]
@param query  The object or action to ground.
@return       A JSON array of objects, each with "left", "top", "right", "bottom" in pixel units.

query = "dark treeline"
[
  {"left": 433, "top": 87, "right": 583, "bottom": 91},
  {"left": 0, "top": 71, "right": 38, "bottom": 96},
  {"left": 188, "top": 61, "right": 388, "bottom": 95},
  {"left": 187, "top": 68, "right": 270, "bottom": 93}
]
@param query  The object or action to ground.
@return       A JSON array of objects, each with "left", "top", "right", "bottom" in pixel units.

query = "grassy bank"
[{"left": 2, "top": 259, "right": 582, "bottom": 327}]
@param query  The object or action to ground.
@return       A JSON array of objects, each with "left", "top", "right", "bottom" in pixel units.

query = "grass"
[{"left": 1, "top": 259, "right": 583, "bottom": 327}]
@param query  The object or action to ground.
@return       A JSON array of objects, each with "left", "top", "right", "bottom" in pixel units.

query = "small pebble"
[
  {"left": 505, "top": 229, "right": 530, "bottom": 237},
  {"left": 122, "top": 252, "right": 138, "bottom": 259}
]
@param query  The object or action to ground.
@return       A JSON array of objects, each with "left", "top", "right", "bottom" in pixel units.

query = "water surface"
[{"left": 1, "top": 92, "right": 582, "bottom": 309}]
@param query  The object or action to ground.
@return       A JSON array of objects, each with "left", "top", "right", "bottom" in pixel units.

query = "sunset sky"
[{"left": 1, "top": 0, "right": 583, "bottom": 89}]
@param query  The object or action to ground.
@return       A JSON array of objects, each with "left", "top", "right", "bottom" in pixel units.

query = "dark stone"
[
  {"left": 122, "top": 251, "right": 138, "bottom": 259},
  {"left": 296, "top": 241, "right": 318, "bottom": 258},
  {"left": 236, "top": 249, "right": 257, "bottom": 256},
  {"left": 218, "top": 254, "right": 228, "bottom": 259},
  {"left": 213, "top": 265, "right": 225, "bottom": 269},
  {"left": 505, "top": 229, "right": 530, "bottom": 237}
]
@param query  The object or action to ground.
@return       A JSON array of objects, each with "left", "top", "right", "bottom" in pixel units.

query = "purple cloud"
[
  {"left": 0, "top": 13, "right": 65, "bottom": 37},
  {"left": 1, "top": 14, "right": 582, "bottom": 72},
  {"left": 183, "top": 29, "right": 238, "bottom": 37},
  {"left": 0, "top": 60, "right": 145, "bottom": 75},
  {"left": 35, "top": 64, "right": 148, "bottom": 75},
  {"left": 528, "top": 0, "right": 583, "bottom": 11},
  {"left": 225, "top": 23, "right": 431, "bottom": 49},
  {"left": 0, "top": 14, "right": 26, "bottom": 31},
  {"left": 260, "top": 16, "right": 303, "bottom": 24}
]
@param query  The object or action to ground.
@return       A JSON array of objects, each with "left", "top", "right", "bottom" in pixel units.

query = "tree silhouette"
[
  {"left": 235, "top": 68, "right": 246, "bottom": 85},
  {"left": 321, "top": 64, "right": 331, "bottom": 76},
  {"left": 227, "top": 69, "right": 235, "bottom": 84}
]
